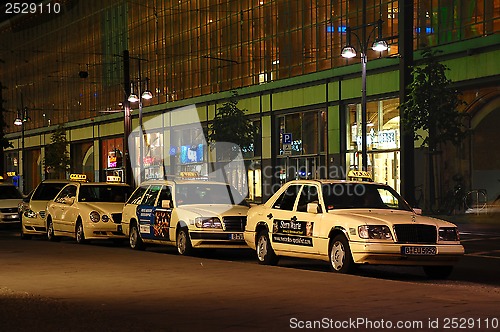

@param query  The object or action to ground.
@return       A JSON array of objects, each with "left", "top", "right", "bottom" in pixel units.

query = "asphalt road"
[{"left": 1, "top": 226, "right": 499, "bottom": 331}]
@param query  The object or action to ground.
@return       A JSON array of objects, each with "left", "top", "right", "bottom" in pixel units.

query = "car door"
[
  {"left": 137, "top": 185, "right": 162, "bottom": 240},
  {"left": 268, "top": 184, "right": 302, "bottom": 253},
  {"left": 51, "top": 185, "right": 78, "bottom": 234},
  {"left": 153, "top": 185, "right": 173, "bottom": 241},
  {"left": 292, "top": 184, "right": 323, "bottom": 254}
]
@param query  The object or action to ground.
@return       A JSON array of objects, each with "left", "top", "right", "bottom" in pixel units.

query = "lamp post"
[
  {"left": 14, "top": 103, "right": 29, "bottom": 194},
  {"left": 341, "top": 2, "right": 387, "bottom": 171},
  {"left": 127, "top": 57, "right": 152, "bottom": 184}
]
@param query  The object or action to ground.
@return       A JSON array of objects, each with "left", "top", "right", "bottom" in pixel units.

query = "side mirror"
[
  {"left": 413, "top": 208, "right": 422, "bottom": 215},
  {"left": 161, "top": 200, "right": 173, "bottom": 209},
  {"left": 307, "top": 202, "right": 320, "bottom": 214}
]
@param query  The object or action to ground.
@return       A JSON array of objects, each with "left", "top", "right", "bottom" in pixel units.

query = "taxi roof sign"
[
  {"left": 70, "top": 174, "right": 87, "bottom": 182},
  {"left": 106, "top": 175, "right": 122, "bottom": 183},
  {"left": 347, "top": 170, "right": 373, "bottom": 182},
  {"left": 179, "top": 171, "right": 200, "bottom": 178}
]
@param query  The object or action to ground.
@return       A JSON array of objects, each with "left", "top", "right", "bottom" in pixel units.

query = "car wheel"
[
  {"left": 256, "top": 230, "right": 278, "bottom": 265},
  {"left": 329, "top": 235, "right": 355, "bottom": 273},
  {"left": 423, "top": 266, "right": 454, "bottom": 279},
  {"left": 129, "top": 224, "right": 145, "bottom": 250},
  {"left": 176, "top": 227, "right": 193, "bottom": 256},
  {"left": 47, "top": 219, "right": 59, "bottom": 242},
  {"left": 75, "top": 221, "right": 88, "bottom": 244},
  {"left": 20, "top": 224, "right": 31, "bottom": 240}
]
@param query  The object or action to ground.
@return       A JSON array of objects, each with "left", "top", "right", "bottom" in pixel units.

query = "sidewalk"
[{"left": 430, "top": 211, "right": 500, "bottom": 234}]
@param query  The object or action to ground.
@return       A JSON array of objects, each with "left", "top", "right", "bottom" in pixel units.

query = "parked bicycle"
[
  {"left": 464, "top": 189, "right": 488, "bottom": 213},
  {"left": 426, "top": 175, "right": 465, "bottom": 215}
]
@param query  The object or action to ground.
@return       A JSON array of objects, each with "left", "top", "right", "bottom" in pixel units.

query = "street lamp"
[
  {"left": 14, "top": 106, "right": 30, "bottom": 194},
  {"left": 127, "top": 61, "right": 153, "bottom": 183},
  {"left": 341, "top": 4, "right": 387, "bottom": 171}
]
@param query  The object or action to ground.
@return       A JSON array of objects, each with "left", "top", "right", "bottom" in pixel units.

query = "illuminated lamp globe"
[
  {"left": 141, "top": 90, "right": 153, "bottom": 100},
  {"left": 341, "top": 46, "right": 357, "bottom": 58},
  {"left": 128, "top": 93, "right": 139, "bottom": 103},
  {"left": 372, "top": 40, "right": 388, "bottom": 52}
]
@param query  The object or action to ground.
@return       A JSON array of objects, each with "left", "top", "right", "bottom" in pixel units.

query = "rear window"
[
  {"left": 0, "top": 186, "right": 23, "bottom": 199},
  {"left": 32, "top": 182, "right": 68, "bottom": 200}
]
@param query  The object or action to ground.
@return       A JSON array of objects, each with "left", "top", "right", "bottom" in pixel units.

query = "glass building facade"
[{"left": 1, "top": 0, "right": 498, "bottom": 131}]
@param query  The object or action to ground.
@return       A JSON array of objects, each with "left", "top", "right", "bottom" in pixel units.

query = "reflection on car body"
[
  {"left": 45, "top": 179, "right": 133, "bottom": 243},
  {"left": 121, "top": 179, "right": 249, "bottom": 255},
  {"left": 244, "top": 179, "right": 465, "bottom": 279}
]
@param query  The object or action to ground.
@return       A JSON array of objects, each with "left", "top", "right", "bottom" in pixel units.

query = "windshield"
[
  {"left": 79, "top": 185, "right": 133, "bottom": 203},
  {"left": 322, "top": 183, "right": 412, "bottom": 211},
  {"left": 175, "top": 183, "right": 248, "bottom": 206},
  {"left": 32, "top": 182, "right": 68, "bottom": 200},
  {"left": 0, "top": 186, "right": 23, "bottom": 199}
]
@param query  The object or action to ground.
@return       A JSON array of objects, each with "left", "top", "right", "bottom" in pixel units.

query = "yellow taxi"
[
  {"left": 20, "top": 179, "right": 70, "bottom": 239},
  {"left": 121, "top": 176, "right": 249, "bottom": 255},
  {"left": 45, "top": 175, "right": 133, "bottom": 243},
  {"left": 244, "top": 177, "right": 465, "bottom": 279}
]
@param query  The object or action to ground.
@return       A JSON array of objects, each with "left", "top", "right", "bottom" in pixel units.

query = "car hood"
[
  {"left": 81, "top": 202, "right": 125, "bottom": 213},
  {"left": 0, "top": 199, "right": 23, "bottom": 209},
  {"left": 177, "top": 204, "right": 248, "bottom": 217},
  {"left": 329, "top": 209, "right": 457, "bottom": 227}
]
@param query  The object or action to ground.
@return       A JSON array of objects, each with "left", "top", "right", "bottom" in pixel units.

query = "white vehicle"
[
  {"left": 45, "top": 179, "right": 133, "bottom": 243},
  {"left": 0, "top": 183, "right": 23, "bottom": 227},
  {"left": 121, "top": 179, "right": 249, "bottom": 255},
  {"left": 244, "top": 179, "right": 465, "bottom": 279}
]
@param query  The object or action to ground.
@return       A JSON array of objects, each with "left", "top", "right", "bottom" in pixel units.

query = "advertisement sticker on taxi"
[{"left": 272, "top": 219, "right": 314, "bottom": 247}]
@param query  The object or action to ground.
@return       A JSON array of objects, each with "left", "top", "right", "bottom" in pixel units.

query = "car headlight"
[
  {"left": 89, "top": 211, "right": 100, "bottom": 223},
  {"left": 358, "top": 225, "right": 393, "bottom": 240},
  {"left": 439, "top": 227, "right": 460, "bottom": 241},
  {"left": 23, "top": 209, "right": 37, "bottom": 219},
  {"left": 195, "top": 217, "right": 222, "bottom": 229},
  {"left": 101, "top": 215, "right": 109, "bottom": 223}
]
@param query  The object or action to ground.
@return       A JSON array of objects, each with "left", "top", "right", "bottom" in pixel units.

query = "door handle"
[{"left": 267, "top": 213, "right": 273, "bottom": 219}]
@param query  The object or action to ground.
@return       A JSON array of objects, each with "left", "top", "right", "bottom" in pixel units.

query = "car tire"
[
  {"left": 176, "top": 227, "right": 193, "bottom": 256},
  {"left": 129, "top": 224, "right": 145, "bottom": 250},
  {"left": 75, "top": 221, "right": 88, "bottom": 244},
  {"left": 20, "top": 224, "right": 31, "bottom": 240},
  {"left": 47, "top": 219, "right": 60, "bottom": 242},
  {"left": 423, "top": 266, "right": 454, "bottom": 279},
  {"left": 329, "top": 235, "right": 355, "bottom": 273},
  {"left": 256, "top": 230, "right": 279, "bottom": 265}
]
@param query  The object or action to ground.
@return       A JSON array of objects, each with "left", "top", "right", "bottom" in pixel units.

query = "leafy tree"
[
  {"left": 400, "top": 47, "right": 467, "bottom": 212},
  {"left": 44, "top": 125, "right": 70, "bottom": 179},
  {"left": 207, "top": 91, "right": 255, "bottom": 161},
  {"left": 206, "top": 91, "right": 255, "bottom": 193},
  {"left": 400, "top": 48, "right": 466, "bottom": 150}
]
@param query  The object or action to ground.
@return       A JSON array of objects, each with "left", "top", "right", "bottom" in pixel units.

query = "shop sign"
[
  {"left": 107, "top": 150, "right": 123, "bottom": 168},
  {"left": 378, "top": 129, "right": 397, "bottom": 149}
]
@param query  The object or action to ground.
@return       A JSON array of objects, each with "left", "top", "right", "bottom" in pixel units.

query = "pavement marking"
[{"left": 465, "top": 253, "right": 500, "bottom": 259}]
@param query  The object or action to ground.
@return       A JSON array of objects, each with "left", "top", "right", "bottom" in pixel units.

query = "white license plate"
[
  {"left": 401, "top": 246, "right": 437, "bottom": 256},
  {"left": 229, "top": 233, "right": 244, "bottom": 240}
]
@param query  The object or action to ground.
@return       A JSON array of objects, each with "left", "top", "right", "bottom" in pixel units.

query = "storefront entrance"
[
  {"left": 370, "top": 150, "right": 400, "bottom": 192},
  {"left": 277, "top": 156, "right": 324, "bottom": 185}
]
